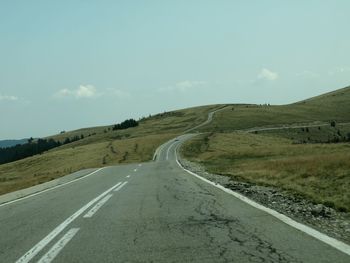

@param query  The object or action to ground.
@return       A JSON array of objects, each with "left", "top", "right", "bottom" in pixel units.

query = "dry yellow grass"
[
  {"left": 0, "top": 104, "right": 220, "bottom": 195},
  {"left": 201, "top": 86, "right": 350, "bottom": 132},
  {"left": 46, "top": 104, "right": 220, "bottom": 143},
  {"left": 182, "top": 132, "right": 350, "bottom": 211},
  {"left": 0, "top": 133, "right": 175, "bottom": 195}
]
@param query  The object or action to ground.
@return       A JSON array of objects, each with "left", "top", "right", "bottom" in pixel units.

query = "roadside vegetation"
[
  {"left": 1, "top": 84, "right": 350, "bottom": 211},
  {"left": 183, "top": 86, "right": 350, "bottom": 212},
  {"left": 257, "top": 123, "right": 350, "bottom": 144},
  {"left": 0, "top": 118, "right": 140, "bottom": 166},
  {"left": 0, "top": 105, "right": 218, "bottom": 195},
  {"left": 181, "top": 132, "right": 350, "bottom": 212},
  {"left": 0, "top": 133, "right": 175, "bottom": 195}
]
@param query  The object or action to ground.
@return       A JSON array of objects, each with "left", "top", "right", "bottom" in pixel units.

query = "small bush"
[
  {"left": 323, "top": 200, "right": 335, "bottom": 209},
  {"left": 337, "top": 206, "right": 348, "bottom": 213}
]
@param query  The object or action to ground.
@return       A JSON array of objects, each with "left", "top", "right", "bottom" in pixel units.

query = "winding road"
[{"left": 0, "top": 110, "right": 349, "bottom": 263}]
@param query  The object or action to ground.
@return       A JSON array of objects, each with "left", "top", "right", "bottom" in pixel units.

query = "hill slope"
[
  {"left": 203, "top": 86, "right": 350, "bottom": 132},
  {"left": 182, "top": 85, "right": 350, "bottom": 212},
  {"left": 1, "top": 85, "right": 349, "bottom": 203},
  {"left": 0, "top": 105, "right": 220, "bottom": 195}
]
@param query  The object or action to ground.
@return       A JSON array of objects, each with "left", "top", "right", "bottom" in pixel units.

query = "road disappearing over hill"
[{"left": 0, "top": 110, "right": 349, "bottom": 262}]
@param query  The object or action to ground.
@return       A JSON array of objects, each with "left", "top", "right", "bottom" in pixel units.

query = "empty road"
[
  {"left": 1, "top": 108, "right": 349, "bottom": 262},
  {"left": 1, "top": 135, "right": 349, "bottom": 262}
]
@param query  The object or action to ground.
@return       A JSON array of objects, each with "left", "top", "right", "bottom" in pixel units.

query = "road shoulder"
[
  {"left": 177, "top": 156, "right": 350, "bottom": 246},
  {"left": 0, "top": 168, "right": 99, "bottom": 206}
]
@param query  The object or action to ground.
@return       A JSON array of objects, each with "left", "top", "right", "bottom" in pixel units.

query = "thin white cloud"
[
  {"left": 159, "top": 80, "right": 207, "bottom": 92},
  {"left": 107, "top": 88, "right": 131, "bottom": 98},
  {"left": 54, "top": 85, "right": 131, "bottom": 100},
  {"left": 257, "top": 68, "right": 279, "bottom": 81},
  {"left": 76, "top": 85, "right": 96, "bottom": 98},
  {"left": 0, "top": 93, "right": 18, "bottom": 101},
  {"left": 55, "top": 88, "right": 73, "bottom": 97},
  {"left": 54, "top": 85, "right": 98, "bottom": 99}
]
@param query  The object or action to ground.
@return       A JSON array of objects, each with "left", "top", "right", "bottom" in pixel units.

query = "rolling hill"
[
  {"left": 182, "top": 85, "right": 350, "bottom": 211},
  {"left": 0, "top": 105, "right": 219, "bottom": 195},
  {"left": 202, "top": 85, "right": 350, "bottom": 132},
  {"left": 0, "top": 85, "right": 349, "bottom": 211}
]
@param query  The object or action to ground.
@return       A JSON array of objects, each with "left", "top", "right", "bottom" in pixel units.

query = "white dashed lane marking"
[
  {"left": 114, "top": 181, "right": 128, "bottom": 192},
  {"left": 15, "top": 181, "right": 122, "bottom": 263},
  {"left": 37, "top": 228, "right": 80, "bottom": 263},
  {"left": 83, "top": 194, "right": 114, "bottom": 218}
]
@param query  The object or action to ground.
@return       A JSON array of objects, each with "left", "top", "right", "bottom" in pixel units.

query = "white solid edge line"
[
  {"left": 174, "top": 148, "right": 350, "bottom": 257},
  {"left": 114, "top": 181, "right": 128, "bottom": 192},
  {"left": 37, "top": 228, "right": 80, "bottom": 263},
  {"left": 154, "top": 143, "right": 166, "bottom": 161},
  {"left": 15, "top": 181, "right": 122, "bottom": 263},
  {"left": 83, "top": 194, "right": 114, "bottom": 218},
  {"left": 166, "top": 141, "right": 177, "bottom": 160},
  {"left": 153, "top": 142, "right": 165, "bottom": 161},
  {"left": 0, "top": 168, "right": 105, "bottom": 208},
  {"left": 166, "top": 143, "right": 172, "bottom": 160},
  {"left": 153, "top": 138, "right": 176, "bottom": 162}
]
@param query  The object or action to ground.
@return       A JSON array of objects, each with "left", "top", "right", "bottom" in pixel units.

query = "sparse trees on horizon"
[{"left": 112, "top": 119, "right": 138, "bottom": 131}]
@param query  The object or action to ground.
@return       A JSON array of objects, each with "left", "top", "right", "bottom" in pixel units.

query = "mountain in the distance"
[{"left": 0, "top": 139, "right": 28, "bottom": 148}]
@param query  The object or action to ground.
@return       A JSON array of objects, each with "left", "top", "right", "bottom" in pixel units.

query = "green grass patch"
[
  {"left": 202, "top": 86, "right": 350, "bottom": 132},
  {"left": 182, "top": 132, "right": 350, "bottom": 212}
]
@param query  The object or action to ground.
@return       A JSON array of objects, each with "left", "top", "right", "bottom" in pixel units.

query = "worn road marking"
[
  {"left": 15, "top": 181, "right": 122, "bottom": 263},
  {"left": 114, "top": 181, "right": 128, "bottom": 192},
  {"left": 83, "top": 194, "right": 114, "bottom": 218},
  {"left": 166, "top": 141, "right": 178, "bottom": 160},
  {"left": 153, "top": 142, "right": 166, "bottom": 161},
  {"left": 37, "top": 228, "right": 80, "bottom": 263},
  {"left": 134, "top": 169, "right": 137, "bottom": 172},
  {"left": 126, "top": 175, "right": 130, "bottom": 178},
  {"left": 174, "top": 146, "right": 350, "bottom": 257},
  {"left": 0, "top": 168, "right": 104, "bottom": 208}
]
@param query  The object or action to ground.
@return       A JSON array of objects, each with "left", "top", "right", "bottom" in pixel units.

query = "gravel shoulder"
[{"left": 178, "top": 157, "right": 350, "bottom": 245}]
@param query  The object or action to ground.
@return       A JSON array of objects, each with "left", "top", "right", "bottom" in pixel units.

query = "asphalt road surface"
[{"left": 1, "top": 138, "right": 350, "bottom": 262}]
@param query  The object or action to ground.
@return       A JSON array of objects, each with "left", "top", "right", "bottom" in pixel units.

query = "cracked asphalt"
[{"left": 0, "top": 136, "right": 349, "bottom": 262}]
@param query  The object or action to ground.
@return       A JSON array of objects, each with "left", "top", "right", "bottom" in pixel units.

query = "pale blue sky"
[{"left": 1, "top": 1, "right": 349, "bottom": 139}]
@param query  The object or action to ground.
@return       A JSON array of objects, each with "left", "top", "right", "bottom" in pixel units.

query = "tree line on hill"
[
  {"left": 0, "top": 118, "right": 139, "bottom": 166},
  {"left": 112, "top": 119, "right": 138, "bottom": 130},
  {"left": 0, "top": 135, "right": 83, "bottom": 165}
]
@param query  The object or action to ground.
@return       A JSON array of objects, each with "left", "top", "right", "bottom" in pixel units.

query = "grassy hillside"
[
  {"left": 182, "top": 132, "right": 350, "bottom": 211},
  {"left": 182, "top": 86, "right": 350, "bottom": 212},
  {"left": 202, "top": 86, "right": 350, "bottom": 132},
  {"left": 1, "top": 85, "right": 349, "bottom": 203},
  {"left": 258, "top": 123, "right": 350, "bottom": 144},
  {"left": 0, "top": 105, "right": 219, "bottom": 195}
]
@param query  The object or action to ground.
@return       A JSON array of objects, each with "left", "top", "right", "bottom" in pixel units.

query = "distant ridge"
[{"left": 0, "top": 139, "right": 28, "bottom": 148}]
